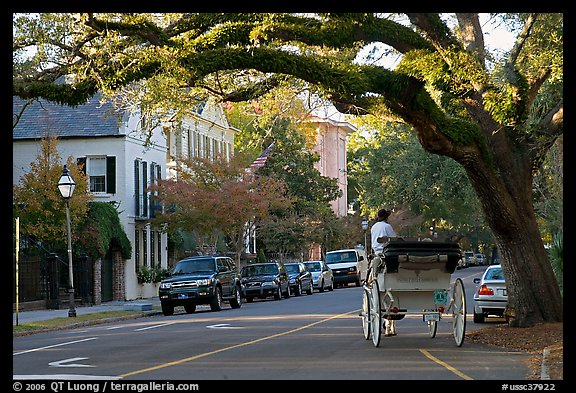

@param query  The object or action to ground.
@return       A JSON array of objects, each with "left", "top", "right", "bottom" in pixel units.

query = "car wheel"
[
  {"left": 274, "top": 286, "right": 282, "bottom": 300},
  {"left": 230, "top": 284, "right": 242, "bottom": 309},
  {"left": 184, "top": 304, "right": 196, "bottom": 314},
  {"left": 284, "top": 284, "right": 291, "bottom": 299},
  {"left": 473, "top": 311, "right": 485, "bottom": 323},
  {"left": 295, "top": 283, "right": 302, "bottom": 296},
  {"left": 319, "top": 279, "right": 325, "bottom": 292},
  {"left": 161, "top": 302, "right": 174, "bottom": 316},
  {"left": 210, "top": 286, "right": 223, "bottom": 311}
]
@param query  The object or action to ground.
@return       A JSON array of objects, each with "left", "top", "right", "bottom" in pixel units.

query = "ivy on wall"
[{"left": 76, "top": 201, "right": 132, "bottom": 260}]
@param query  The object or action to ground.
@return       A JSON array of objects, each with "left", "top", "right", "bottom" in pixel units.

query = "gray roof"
[{"left": 13, "top": 94, "right": 126, "bottom": 140}]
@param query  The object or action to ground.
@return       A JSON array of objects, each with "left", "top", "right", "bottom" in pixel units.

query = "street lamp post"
[
  {"left": 361, "top": 217, "right": 369, "bottom": 254},
  {"left": 57, "top": 165, "right": 77, "bottom": 317}
]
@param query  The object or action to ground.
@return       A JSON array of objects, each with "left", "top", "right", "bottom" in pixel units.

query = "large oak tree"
[{"left": 12, "top": 13, "right": 563, "bottom": 327}]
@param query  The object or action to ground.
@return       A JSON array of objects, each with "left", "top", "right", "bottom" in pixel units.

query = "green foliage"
[
  {"left": 136, "top": 265, "right": 170, "bottom": 283},
  {"left": 75, "top": 202, "right": 132, "bottom": 260},
  {"left": 548, "top": 232, "right": 563, "bottom": 296},
  {"left": 347, "top": 118, "right": 488, "bottom": 239}
]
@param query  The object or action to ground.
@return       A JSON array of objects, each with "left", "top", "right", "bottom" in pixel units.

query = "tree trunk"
[{"left": 463, "top": 151, "right": 563, "bottom": 327}]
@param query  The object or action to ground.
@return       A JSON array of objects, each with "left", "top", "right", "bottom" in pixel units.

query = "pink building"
[{"left": 307, "top": 115, "right": 357, "bottom": 259}]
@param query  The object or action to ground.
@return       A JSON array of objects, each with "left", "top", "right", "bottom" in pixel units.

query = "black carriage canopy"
[{"left": 379, "top": 240, "right": 461, "bottom": 274}]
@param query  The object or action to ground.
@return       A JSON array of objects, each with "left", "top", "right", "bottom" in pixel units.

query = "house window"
[{"left": 77, "top": 156, "right": 116, "bottom": 194}]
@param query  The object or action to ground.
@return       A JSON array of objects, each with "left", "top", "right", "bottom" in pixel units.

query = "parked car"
[
  {"left": 283, "top": 262, "right": 314, "bottom": 296},
  {"left": 158, "top": 255, "right": 243, "bottom": 316},
  {"left": 463, "top": 251, "right": 476, "bottom": 267},
  {"left": 325, "top": 249, "right": 363, "bottom": 288},
  {"left": 303, "top": 260, "right": 334, "bottom": 292},
  {"left": 475, "top": 253, "right": 486, "bottom": 266},
  {"left": 240, "top": 262, "right": 291, "bottom": 302},
  {"left": 473, "top": 264, "right": 508, "bottom": 323}
]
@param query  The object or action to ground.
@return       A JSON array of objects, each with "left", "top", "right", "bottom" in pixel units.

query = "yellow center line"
[
  {"left": 419, "top": 349, "right": 473, "bottom": 380},
  {"left": 118, "top": 309, "right": 359, "bottom": 378}
]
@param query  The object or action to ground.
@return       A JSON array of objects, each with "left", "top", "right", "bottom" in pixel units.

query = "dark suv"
[
  {"left": 158, "top": 255, "right": 243, "bottom": 316},
  {"left": 240, "top": 262, "right": 291, "bottom": 302}
]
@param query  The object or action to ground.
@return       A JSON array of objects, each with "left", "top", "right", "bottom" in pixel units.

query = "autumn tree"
[
  {"left": 13, "top": 136, "right": 91, "bottom": 251},
  {"left": 150, "top": 154, "right": 293, "bottom": 267},
  {"left": 12, "top": 13, "right": 563, "bottom": 327}
]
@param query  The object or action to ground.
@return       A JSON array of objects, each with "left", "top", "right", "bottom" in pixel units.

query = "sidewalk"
[{"left": 13, "top": 297, "right": 161, "bottom": 325}]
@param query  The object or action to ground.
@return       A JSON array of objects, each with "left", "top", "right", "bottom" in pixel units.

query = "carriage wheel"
[
  {"left": 361, "top": 288, "right": 371, "bottom": 340},
  {"left": 370, "top": 281, "right": 382, "bottom": 347},
  {"left": 452, "top": 278, "right": 466, "bottom": 347},
  {"left": 428, "top": 320, "right": 437, "bottom": 338}
]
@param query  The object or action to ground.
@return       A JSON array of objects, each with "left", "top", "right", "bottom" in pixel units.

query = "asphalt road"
[{"left": 13, "top": 266, "right": 533, "bottom": 383}]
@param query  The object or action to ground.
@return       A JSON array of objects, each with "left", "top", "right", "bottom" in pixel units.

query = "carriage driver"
[{"left": 369, "top": 208, "right": 398, "bottom": 337}]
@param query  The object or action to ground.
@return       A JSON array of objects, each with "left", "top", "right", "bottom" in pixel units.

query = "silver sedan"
[
  {"left": 473, "top": 264, "right": 508, "bottom": 323},
  {"left": 304, "top": 260, "right": 334, "bottom": 292}
]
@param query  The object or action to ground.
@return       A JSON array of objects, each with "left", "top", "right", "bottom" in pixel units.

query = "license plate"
[
  {"left": 424, "top": 313, "right": 440, "bottom": 322},
  {"left": 501, "top": 289, "right": 507, "bottom": 296},
  {"left": 178, "top": 293, "right": 188, "bottom": 299}
]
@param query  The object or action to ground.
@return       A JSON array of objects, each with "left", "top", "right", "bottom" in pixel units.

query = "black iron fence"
[{"left": 13, "top": 234, "right": 94, "bottom": 309}]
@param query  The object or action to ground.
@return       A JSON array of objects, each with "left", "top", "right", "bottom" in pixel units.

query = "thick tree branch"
[
  {"left": 455, "top": 13, "right": 486, "bottom": 67},
  {"left": 406, "top": 13, "right": 460, "bottom": 53},
  {"left": 530, "top": 100, "right": 563, "bottom": 170}
]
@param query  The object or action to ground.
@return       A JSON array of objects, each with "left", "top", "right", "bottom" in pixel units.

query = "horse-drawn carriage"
[{"left": 360, "top": 239, "right": 466, "bottom": 347}]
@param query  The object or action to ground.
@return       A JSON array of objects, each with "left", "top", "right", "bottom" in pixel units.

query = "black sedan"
[
  {"left": 284, "top": 262, "right": 314, "bottom": 296},
  {"left": 240, "top": 262, "right": 291, "bottom": 302}
]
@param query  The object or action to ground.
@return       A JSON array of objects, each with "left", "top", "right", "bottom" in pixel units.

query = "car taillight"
[{"left": 477, "top": 284, "right": 494, "bottom": 295}]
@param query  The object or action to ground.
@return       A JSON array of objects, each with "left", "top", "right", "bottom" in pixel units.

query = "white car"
[{"left": 303, "top": 260, "right": 334, "bottom": 292}]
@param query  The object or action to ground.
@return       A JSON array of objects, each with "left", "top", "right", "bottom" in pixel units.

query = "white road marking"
[
  {"left": 206, "top": 323, "right": 243, "bottom": 329},
  {"left": 13, "top": 337, "right": 98, "bottom": 356},
  {"left": 134, "top": 322, "right": 175, "bottom": 331},
  {"left": 13, "top": 374, "right": 121, "bottom": 380},
  {"left": 48, "top": 357, "right": 94, "bottom": 368}
]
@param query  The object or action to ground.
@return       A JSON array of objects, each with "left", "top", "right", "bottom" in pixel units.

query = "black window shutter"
[
  {"left": 106, "top": 156, "right": 116, "bottom": 194},
  {"left": 134, "top": 160, "right": 140, "bottom": 216},
  {"left": 142, "top": 161, "right": 148, "bottom": 217}
]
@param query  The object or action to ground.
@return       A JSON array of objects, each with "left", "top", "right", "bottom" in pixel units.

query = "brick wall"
[{"left": 112, "top": 250, "right": 125, "bottom": 301}]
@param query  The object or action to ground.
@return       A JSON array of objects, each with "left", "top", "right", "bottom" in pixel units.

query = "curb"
[
  {"left": 540, "top": 347, "right": 550, "bottom": 380},
  {"left": 13, "top": 310, "right": 162, "bottom": 337}
]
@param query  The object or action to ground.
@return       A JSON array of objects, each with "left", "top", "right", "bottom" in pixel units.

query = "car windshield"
[
  {"left": 326, "top": 252, "right": 356, "bottom": 264},
  {"left": 171, "top": 259, "right": 215, "bottom": 274},
  {"left": 284, "top": 264, "right": 300, "bottom": 274},
  {"left": 305, "top": 262, "right": 321, "bottom": 272},
  {"left": 485, "top": 267, "right": 505, "bottom": 281},
  {"left": 241, "top": 264, "right": 279, "bottom": 277}
]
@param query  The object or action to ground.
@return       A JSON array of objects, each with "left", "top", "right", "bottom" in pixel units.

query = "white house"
[
  {"left": 13, "top": 94, "right": 170, "bottom": 301},
  {"left": 14, "top": 94, "right": 238, "bottom": 303}
]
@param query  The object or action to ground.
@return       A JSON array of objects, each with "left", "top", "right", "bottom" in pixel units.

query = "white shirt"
[{"left": 371, "top": 221, "right": 397, "bottom": 253}]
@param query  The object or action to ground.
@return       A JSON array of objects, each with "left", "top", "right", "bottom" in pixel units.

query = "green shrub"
[{"left": 137, "top": 265, "right": 170, "bottom": 283}]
